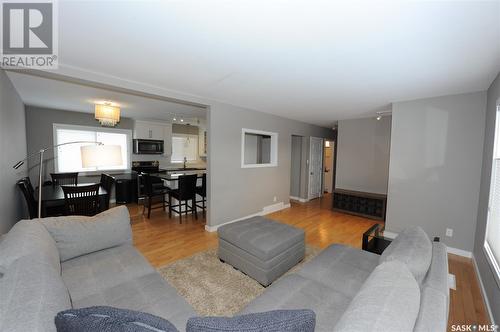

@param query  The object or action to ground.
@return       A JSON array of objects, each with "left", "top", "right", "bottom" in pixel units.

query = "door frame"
[{"left": 308, "top": 136, "right": 324, "bottom": 199}]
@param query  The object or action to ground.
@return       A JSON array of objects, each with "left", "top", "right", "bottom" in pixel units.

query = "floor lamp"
[{"left": 12, "top": 141, "right": 122, "bottom": 219}]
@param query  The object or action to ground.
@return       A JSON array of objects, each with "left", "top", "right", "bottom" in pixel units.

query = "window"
[
  {"left": 171, "top": 134, "right": 198, "bottom": 163},
  {"left": 53, "top": 124, "right": 131, "bottom": 173},
  {"left": 485, "top": 105, "right": 500, "bottom": 285},
  {"left": 241, "top": 128, "right": 278, "bottom": 168}
]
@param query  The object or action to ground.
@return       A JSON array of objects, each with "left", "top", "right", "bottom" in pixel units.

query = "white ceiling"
[
  {"left": 6, "top": 71, "right": 207, "bottom": 122},
  {"left": 14, "top": 1, "right": 500, "bottom": 126}
]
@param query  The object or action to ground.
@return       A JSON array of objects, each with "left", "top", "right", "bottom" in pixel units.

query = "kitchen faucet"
[{"left": 183, "top": 157, "right": 187, "bottom": 170}]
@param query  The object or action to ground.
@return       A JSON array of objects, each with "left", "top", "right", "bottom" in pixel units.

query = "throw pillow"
[
  {"left": 55, "top": 306, "right": 179, "bottom": 332},
  {"left": 186, "top": 309, "right": 315, "bottom": 332},
  {"left": 41, "top": 206, "right": 132, "bottom": 261}
]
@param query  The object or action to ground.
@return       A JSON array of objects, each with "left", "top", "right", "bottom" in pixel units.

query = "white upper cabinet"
[
  {"left": 133, "top": 120, "right": 173, "bottom": 156},
  {"left": 133, "top": 120, "right": 165, "bottom": 140}
]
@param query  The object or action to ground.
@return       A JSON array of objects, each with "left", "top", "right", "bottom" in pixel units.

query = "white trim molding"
[
  {"left": 289, "top": 196, "right": 309, "bottom": 203},
  {"left": 447, "top": 246, "right": 473, "bottom": 258},
  {"left": 241, "top": 128, "right": 278, "bottom": 168},
  {"left": 205, "top": 202, "right": 291, "bottom": 232},
  {"left": 472, "top": 255, "right": 496, "bottom": 327}
]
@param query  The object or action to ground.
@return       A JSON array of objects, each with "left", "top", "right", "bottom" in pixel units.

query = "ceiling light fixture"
[
  {"left": 95, "top": 102, "right": 120, "bottom": 127},
  {"left": 180, "top": 118, "right": 184, "bottom": 122}
]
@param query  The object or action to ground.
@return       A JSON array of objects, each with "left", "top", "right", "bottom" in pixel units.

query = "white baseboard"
[
  {"left": 383, "top": 230, "right": 473, "bottom": 258},
  {"left": 447, "top": 246, "right": 473, "bottom": 258},
  {"left": 382, "top": 230, "right": 398, "bottom": 239},
  {"left": 289, "top": 196, "right": 309, "bottom": 203},
  {"left": 205, "top": 202, "right": 291, "bottom": 232},
  {"left": 472, "top": 255, "right": 496, "bottom": 326}
]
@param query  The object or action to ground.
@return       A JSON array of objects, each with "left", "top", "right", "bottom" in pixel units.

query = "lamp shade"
[
  {"left": 95, "top": 103, "right": 120, "bottom": 127},
  {"left": 81, "top": 145, "right": 123, "bottom": 168}
]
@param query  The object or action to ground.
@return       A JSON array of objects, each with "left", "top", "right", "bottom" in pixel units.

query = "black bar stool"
[{"left": 169, "top": 174, "right": 198, "bottom": 223}]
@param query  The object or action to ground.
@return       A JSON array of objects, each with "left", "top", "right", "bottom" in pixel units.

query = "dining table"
[{"left": 39, "top": 183, "right": 108, "bottom": 217}]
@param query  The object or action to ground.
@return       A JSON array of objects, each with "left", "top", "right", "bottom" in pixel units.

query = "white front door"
[{"left": 308, "top": 137, "right": 324, "bottom": 199}]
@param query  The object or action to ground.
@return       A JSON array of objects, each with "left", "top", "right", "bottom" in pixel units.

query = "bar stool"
[{"left": 168, "top": 174, "right": 198, "bottom": 223}]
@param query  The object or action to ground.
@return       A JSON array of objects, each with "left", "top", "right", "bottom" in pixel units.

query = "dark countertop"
[
  {"left": 159, "top": 168, "right": 206, "bottom": 172},
  {"left": 150, "top": 170, "right": 205, "bottom": 181}
]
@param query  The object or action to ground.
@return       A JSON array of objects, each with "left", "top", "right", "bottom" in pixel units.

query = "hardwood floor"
[{"left": 129, "top": 194, "right": 490, "bottom": 327}]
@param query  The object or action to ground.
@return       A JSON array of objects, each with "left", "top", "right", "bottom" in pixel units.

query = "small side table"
[{"left": 362, "top": 224, "right": 392, "bottom": 255}]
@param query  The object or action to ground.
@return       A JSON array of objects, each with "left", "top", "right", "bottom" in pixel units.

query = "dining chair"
[
  {"left": 195, "top": 173, "right": 206, "bottom": 217},
  {"left": 62, "top": 183, "right": 100, "bottom": 216},
  {"left": 141, "top": 172, "right": 169, "bottom": 219},
  {"left": 100, "top": 173, "right": 115, "bottom": 211},
  {"left": 16, "top": 177, "right": 37, "bottom": 219},
  {"left": 169, "top": 174, "right": 198, "bottom": 223},
  {"left": 51, "top": 172, "right": 79, "bottom": 186}
]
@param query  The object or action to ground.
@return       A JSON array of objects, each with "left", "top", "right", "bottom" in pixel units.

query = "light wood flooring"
[{"left": 128, "top": 194, "right": 490, "bottom": 328}]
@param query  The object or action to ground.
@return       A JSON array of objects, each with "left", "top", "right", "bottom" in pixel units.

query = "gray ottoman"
[{"left": 217, "top": 216, "right": 305, "bottom": 286}]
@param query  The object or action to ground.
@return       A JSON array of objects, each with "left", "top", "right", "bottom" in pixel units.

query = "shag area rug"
[{"left": 158, "top": 246, "right": 321, "bottom": 316}]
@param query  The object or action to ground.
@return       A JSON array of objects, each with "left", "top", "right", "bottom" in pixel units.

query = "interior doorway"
[
  {"left": 308, "top": 137, "right": 324, "bottom": 200},
  {"left": 323, "top": 140, "right": 335, "bottom": 193}
]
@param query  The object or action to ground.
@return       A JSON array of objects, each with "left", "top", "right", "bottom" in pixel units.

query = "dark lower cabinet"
[
  {"left": 333, "top": 189, "right": 387, "bottom": 221},
  {"left": 115, "top": 176, "right": 137, "bottom": 204}
]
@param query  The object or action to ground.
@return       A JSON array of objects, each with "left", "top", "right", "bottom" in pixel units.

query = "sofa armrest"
[{"left": 40, "top": 206, "right": 133, "bottom": 262}]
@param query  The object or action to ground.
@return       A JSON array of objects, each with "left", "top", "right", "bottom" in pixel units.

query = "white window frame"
[
  {"left": 53, "top": 123, "right": 132, "bottom": 175},
  {"left": 241, "top": 128, "right": 278, "bottom": 168},
  {"left": 170, "top": 133, "right": 199, "bottom": 163},
  {"left": 484, "top": 103, "right": 500, "bottom": 287}
]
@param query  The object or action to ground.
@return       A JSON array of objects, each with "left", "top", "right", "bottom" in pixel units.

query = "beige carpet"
[{"left": 158, "top": 246, "right": 321, "bottom": 316}]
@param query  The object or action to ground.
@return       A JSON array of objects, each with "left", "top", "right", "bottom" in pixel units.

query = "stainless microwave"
[{"left": 133, "top": 139, "right": 164, "bottom": 154}]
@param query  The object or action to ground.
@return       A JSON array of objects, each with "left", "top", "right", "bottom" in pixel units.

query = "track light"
[{"left": 375, "top": 111, "right": 391, "bottom": 121}]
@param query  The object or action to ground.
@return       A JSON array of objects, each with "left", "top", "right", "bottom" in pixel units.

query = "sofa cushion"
[
  {"left": 380, "top": 226, "right": 432, "bottom": 284},
  {"left": 296, "top": 244, "right": 379, "bottom": 298},
  {"left": 41, "top": 206, "right": 133, "bottom": 262},
  {"left": 186, "top": 310, "right": 315, "bottom": 332},
  {"left": 217, "top": 217, "right": 304, "bottom": 261},
  {"left": 55, "top": 306, "right": 179, "bottom": 332},
  {"left": 68, "top": 269, "right": 196, "bottom": 331},
  {"left": 241, "top": 274, "right": 351, "bottom": 332},
  {"left": 0, "top": 219, "right": 60, "bottom": 271},
  {"left": 0, "top": 256, "right": 71, "bottom": 332},
  {"left": 333, "top": 261, "right": 421, "bottom": 332},
  {"left": 61, "top": 245, "right": 155, "bottom": 301}
]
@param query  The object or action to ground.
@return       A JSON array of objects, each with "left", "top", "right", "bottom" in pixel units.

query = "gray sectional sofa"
[{"left": 0, "top": 206, "right": 449, "bottom": 332}]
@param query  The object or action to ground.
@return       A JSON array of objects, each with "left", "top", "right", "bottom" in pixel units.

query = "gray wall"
[
  {"left": 474, "top": 72, "right": 500, "bottom": 323},
  {"left": 290, "top": 135, "right": 302, "bottom": 197},
  {"left": 386, "top": 91, "right": 486, "bottom": 251},
  {"left": 0, "top": 69, "right": 27, "bottom": 233},
  {"left": 25, "top": 106, "right": 134, "bottom": 183},
  {"left": 335, "top": 116, "right": 392, "bottom": 194},
  {"left": 207, "top": 102, "right": 334, "bottom": 227}
]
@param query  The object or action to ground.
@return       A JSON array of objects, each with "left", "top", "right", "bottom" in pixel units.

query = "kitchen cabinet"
[
  {"left": 133, "top": 120, "right": 173, "bottom": 157},
  {"left": 133, "top": 121, "right": 165, "bottom": 140}
]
